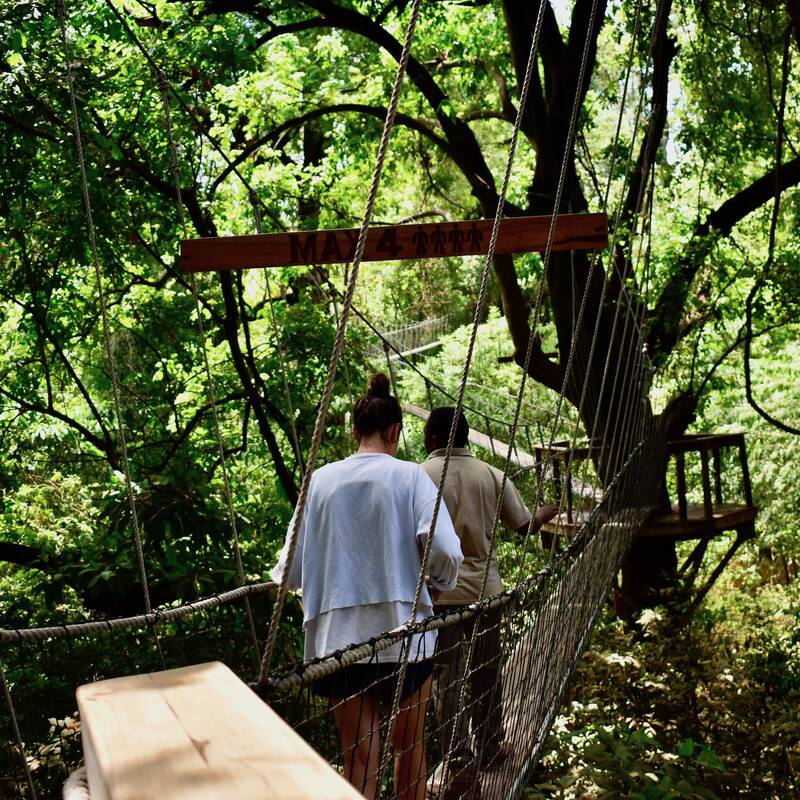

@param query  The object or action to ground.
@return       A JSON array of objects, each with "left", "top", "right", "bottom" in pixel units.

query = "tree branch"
[
  {"left": 148, "top": 392, "right": 247, "bottom": 472},
  {"left": 254, "top": 17, "right": 326, "bottom": 47},
  {"left": 486, "top": 61, "right": 519, "bottom": 121},
  {"left": 695, "top": 318, "right": 788, "bottom": 398},
  {"left": 210, "top": 104, "right": 453, "bottom": 195},
  {"left": 0, "top": 386, "right": 117, "bottom": 466},
  {"left": 493, "top": 252, "right": 564, "bottom": 392},
  {"left": 499, "top": 0, "right": 555, "bottom": 144},
  {"left": 0, "top": 110, "right": 59, "bottom": 142},
  {"left": 0, "top": 541, "right": 42, "bottom": 567},
  {"left": 620, "top": 0, "right": 676, "bottom": 229},
  {"left": 281, "top": 0, "right": 505, "bottom": 213},
  {"left": 218, "top": 272, "right": 299, "bottom": 503},
  {"left": 647, "top": 154, "right": 800, "bottom": 362},
  {"left": 790, "top": 0, "right": 800, "bottom": 51}
]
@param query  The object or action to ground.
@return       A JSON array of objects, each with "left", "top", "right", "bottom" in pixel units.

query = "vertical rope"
[
  {"left": 57, "top": 0, "right": 158, "bottom": 640},
  {"left": 584, "top": 0, "right": 672, "bottom": 474},
  {"left": 259, "top": 0, "right": 425, "bottom": 681},
  {"left": 434, "top": 0, "right": 612, "bottom": 782},
  {"left": 507, "top": 0, "right": 657, "bottom": 594},
  {"left": 323, "top": 268, "right": 356, "bottom": 411},
  {"left": 155, "top": 69, "right": 261, "bottom": 663},
  {"left": 249, "top": 193, "right": 307, "bottom": 473},
  {"left": 457, "top": 0, "right": 656, "bottom": 785},
  {"left": 1, "top": 658, "right": 37, "bottom": 800},
  {"left": 384, "top": 341, "right": 411, "bottom": 459},
  {"left": 379, "top": 0, "right": 568, "bottom": 783},
  {"left": 72, "top": 3, "right": 668, "bottom": 794},
  {"left": 743, "top": 26, "right": 800, "bottom": 436}
]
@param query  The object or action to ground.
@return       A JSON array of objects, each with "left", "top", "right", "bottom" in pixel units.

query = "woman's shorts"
[{"left": 312, "top": 659, "right": 433, "bottom": 705}]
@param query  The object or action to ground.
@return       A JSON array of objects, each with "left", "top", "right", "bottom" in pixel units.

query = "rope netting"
[{"left": 0, "top": 0, "right": 670, "bottom": 797}]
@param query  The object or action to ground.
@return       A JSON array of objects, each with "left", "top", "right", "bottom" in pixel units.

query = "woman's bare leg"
[
  {"left": 333, "top": 692, "right": 381, "bottom": 798},
  {"left": 393, "top": 676, "right": 432, "bottom": 800}
]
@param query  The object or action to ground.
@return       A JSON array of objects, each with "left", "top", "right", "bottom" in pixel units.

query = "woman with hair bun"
[{"left": 271, "top": 373, "right": 462, "bottom": 799}]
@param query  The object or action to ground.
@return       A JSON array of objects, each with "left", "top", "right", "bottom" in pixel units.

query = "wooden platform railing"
[
  {"left": 532, "top": 441, "right": 604, "bottom": 524},
  {"left": 75, "top": 662, "right": 362, "bottom": 800},
  {"left": 667, "top": 432, "right": 753, "bottom": 521},
  {"left": 539, "top": 432, "right": 757, "bottom": 542}
]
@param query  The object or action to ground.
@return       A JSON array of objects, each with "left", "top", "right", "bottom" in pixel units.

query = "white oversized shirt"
[{"left": 270, "top": 453, "right": 463, "bottom": 662}]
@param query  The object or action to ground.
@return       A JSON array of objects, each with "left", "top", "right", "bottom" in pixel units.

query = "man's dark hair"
[{"left": 426, "top": 406, "right": 469, "bottom": 448}]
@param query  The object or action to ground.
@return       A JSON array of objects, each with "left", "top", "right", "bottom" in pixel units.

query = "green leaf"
[
  {"left": 676, "top": 739, "right": 695, "bottom": 758},
  {"left": 695, "top": 748, "right": 725, "bottom": 771}
]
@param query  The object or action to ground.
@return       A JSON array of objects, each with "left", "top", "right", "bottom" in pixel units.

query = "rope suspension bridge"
[{"left": 0, "top": 1, "right": 758, "bottom": 799}]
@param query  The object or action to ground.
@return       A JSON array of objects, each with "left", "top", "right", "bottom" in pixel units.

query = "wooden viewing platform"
[
  {"left": 403, "top": 407, "right": 756, "bottom": 550},
  {"left": 539, "top": 433, "right": 757, "bottom": 608},
  {"left": 540, "top": 432, "right": 757, "bottom": 542}
]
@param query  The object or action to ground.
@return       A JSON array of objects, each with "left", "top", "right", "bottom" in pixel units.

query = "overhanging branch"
[
  {"left": 210, "top": 104, "right": 453, "bottom": 195},
  {"left": 648, "top": 154, "right": 800, "bottom": 362}
]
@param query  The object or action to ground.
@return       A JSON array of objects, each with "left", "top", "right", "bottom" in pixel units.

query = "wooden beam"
[
  {"left": 180, "top": 213, "right": 608, "bottom": 273},
  {"left": 77, "top": 661, "right": 362, "bottom": 800}
]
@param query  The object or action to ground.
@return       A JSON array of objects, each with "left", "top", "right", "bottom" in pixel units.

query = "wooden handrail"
[
  {"left": 675, "top": 452, "right": 688, "bottom": 521},
  {"left": 700, "top": 449, "right": 713, "bottom": 519},
  {"left": 477, "top": 432, "right": 752, "bottom": 527},
  {"left": 532, "top": 443, "right": 601, "bottom": 461},
  {"left": 77, "top": 662, "right": 362, "bottom": 799},
  {"left": 667, "top": 432, "right": 745, "bottom": 453}
]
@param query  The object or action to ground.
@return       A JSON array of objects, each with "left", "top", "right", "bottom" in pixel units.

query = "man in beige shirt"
[{"left": 421, "top": 407, "right": 558, "bottom": 780}]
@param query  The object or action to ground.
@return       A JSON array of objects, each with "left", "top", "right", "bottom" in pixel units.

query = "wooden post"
[
  {"left": 180, "top": 213, "right": 608, "bottom": 273},
  {"left": 565, "top": 460, "right": 574, "bottom": 525},
  {"left": 738, "top": 438, "right": 754, "bottom": 507},
  {"left": 688, "top": 529, "right": 749, "bottom": 615},
  {"left": 700, "top": 449, "right": 713, "bottom": 519},
  {"left": 712, "top": 446, "right": 723, "bottom": 505},
  {"left": 675, "top": 452, "right": 688, "bottom": 521},
  {"left": 551, "top": 454, "right": 563, "bottom": 507},
  {"left": 533, "top": 444, "right": 545, "bottom": 497}
]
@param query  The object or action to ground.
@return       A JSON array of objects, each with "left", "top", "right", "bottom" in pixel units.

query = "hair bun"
[{"left": 367, "top": 372, "right": 391, "bottom": 398}]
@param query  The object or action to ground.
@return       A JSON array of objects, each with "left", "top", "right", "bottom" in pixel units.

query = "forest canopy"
[
  {"left": 0, "top": 0, "right": 799, "bottom": 795},
  {"left": 1, "top": 0, "right": 798, "bottom": 604}
]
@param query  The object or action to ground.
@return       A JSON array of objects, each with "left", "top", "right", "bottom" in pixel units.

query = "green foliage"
[
  {"left": 532, "top": 584, "right": 800, "bottom": 798},
  {"left": 529, "top": 726, "right": 722, "bottom": 799},
  {"left": 0, "top": 0, "right": 799, "bottom": 797}
]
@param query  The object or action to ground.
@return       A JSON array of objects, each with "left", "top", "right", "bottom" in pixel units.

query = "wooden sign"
[{"left": 180, "top": 212, "right": 608, "bottom": 273}]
